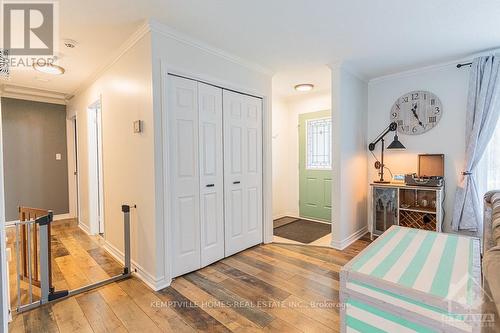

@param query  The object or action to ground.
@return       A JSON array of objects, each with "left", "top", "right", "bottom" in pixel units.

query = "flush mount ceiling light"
[
  {"left": 33, "top": 63, "right": 65, "bottom": 75},
  {"left": 294, "top": 83, "right": 314, "bottom": 92},
  {"left": 63, "top": 39, "right": 78, "bottom": 49}
]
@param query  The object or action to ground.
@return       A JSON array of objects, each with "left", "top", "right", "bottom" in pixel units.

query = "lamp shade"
[{"left": 387, "top": 134, "right": 406, "bottom": 150}]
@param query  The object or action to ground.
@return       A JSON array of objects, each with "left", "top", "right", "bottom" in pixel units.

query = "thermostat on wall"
[{"left": 133, "top": 120, "right": 142, "bottom": 133}]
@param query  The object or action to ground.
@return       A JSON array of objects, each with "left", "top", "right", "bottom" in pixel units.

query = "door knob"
[
  {"left": 206, "top": 184, "right": 215, "bottom": 187},
  {"left": 233, "top": 181, "right": 240, "bottom": 184}
]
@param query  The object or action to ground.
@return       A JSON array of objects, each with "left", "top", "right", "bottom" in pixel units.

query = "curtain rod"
[{"left": 456, "top": 62, "right": 472, "bottom": 69}]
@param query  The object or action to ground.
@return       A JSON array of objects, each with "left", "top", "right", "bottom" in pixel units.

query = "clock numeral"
[
  {"left": 435, "top": 106, "right": 440, "bottom": 114},
  {"left": 423, "top": 94, "right": 427, "bottom": 100},
  {"left": 397, "top": 120, "right": 403, "bottom": 126},
  {"left": 429, "top": 116, "right": 436, "bottom": 123},
  {"left": 391, "top": 112, "right": 398, "bottom": 119},
  {"left": 431, "top": 99, "right": 435, "bottom": 106},
  {"left": 395, "top": 103, "right": 400, "bottom": 110},
  {"left": 412, "top": 126, "right": 418, "bottom": 133},
  {"left": 411, "top": 93, "right": 419, "bottom": 100},
  {"left": 402, "top": 97, "right": 409, "bottom": 103},
  {"left": 404, "top": 125, "right": 410, "bottom": 132}
]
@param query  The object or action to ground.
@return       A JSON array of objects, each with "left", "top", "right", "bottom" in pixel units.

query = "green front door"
[{"left": 299, "top": 110, "right": 332, "bottom": 222}]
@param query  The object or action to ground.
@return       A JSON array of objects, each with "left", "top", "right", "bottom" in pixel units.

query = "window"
[
  {"left": 480, "top": 118, "right": 500, "bottom": 191},
  {"left": 306, "top": 118, "right": 332, "bottom": 169}
]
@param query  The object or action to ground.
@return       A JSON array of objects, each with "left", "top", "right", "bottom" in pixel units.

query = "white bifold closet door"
[
  {"left": 198, "top": 82, "right": 225, "bottom": 267},
  {"left": 223, "top": 90, "right": 263, "bottom": 256},
  {"left": 169, "top": 75, "right": 224, "bottom": 277}
]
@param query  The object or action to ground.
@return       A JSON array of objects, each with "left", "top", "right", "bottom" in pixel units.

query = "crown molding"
[
  {"left": 71, "top": 20, "right": 152, "bottom": 96},
  {"left": 368, "top": 60, "right": 459, "bottom": 84},
  {"left": 327, "top": 60, "right": 369, "bottom": 83},
  {"left": 148, "top": 19, "right": 274, "bottom": 76},
  {"left": 71, "top": 19, "right": 273, "bottom": 98},
  {"left": 0, "top": 84, "right": 71, "bottom": 105},
  {"left": 368, "top": 47, "right": 500, "bottom": 84}
]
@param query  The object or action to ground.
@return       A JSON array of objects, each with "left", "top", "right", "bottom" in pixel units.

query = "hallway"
[
  {"left": 6, "top": 219, "right": 122, "bottom": 313},
  {"left": 8, "top": 234, "right": 371, "bottom": 332}
]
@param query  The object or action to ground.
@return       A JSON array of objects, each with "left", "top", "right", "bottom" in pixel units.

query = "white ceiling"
[
  {"left": 5, "top": 0, "right": 500, "bottom": 95},
  {"left": 272, "top": 66, "right": 331, "bottom": 99}
]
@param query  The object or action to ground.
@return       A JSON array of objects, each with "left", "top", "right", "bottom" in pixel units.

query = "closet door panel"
[
  {"left": 230, "top": 188, "right": 243, "bottom": 237},
  {"left": 168, "top": 75, "right": 201, "bottom": 277},
  {"left": 244, "top": 95, "right": 263, "bottom": 246},
  {"left": 198, "top": 82, "right": 225, "bottom": 266},
  {"left": 224, "top": 90, "right": 263, "bottom": 256}
]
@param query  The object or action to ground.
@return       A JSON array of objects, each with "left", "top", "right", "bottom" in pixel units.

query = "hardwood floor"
[
  {"left": 6, "top": 219, "right": 123, "bottom": 311},
  {"left": 7, "top": 220, "right": 372, "bottom": 333}
]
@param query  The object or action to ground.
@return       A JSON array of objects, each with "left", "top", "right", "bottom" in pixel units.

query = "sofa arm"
[
  {"left": 485, "top": 191, "right": 500, "bottom": 204},
  {"left": 483, "top": 246, "right": 500, "bottom": 316}
]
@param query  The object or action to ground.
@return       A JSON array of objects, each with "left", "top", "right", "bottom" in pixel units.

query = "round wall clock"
[{"left": 390, "top": 90, "right": 443, "bottom": 135}]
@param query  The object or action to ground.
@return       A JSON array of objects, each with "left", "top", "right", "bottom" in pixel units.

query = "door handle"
[
  {"left": 206, "top": 184, "right": 215, "bottom": 187},
  {"left": 233, "top": 181, "right": 240, "bottom": 184}
]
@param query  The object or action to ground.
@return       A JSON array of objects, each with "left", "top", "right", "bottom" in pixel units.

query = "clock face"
[{"left": 390, "top": 90, "right": 442, "bottom": 135}]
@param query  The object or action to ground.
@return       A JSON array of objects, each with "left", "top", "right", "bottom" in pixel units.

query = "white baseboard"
[
  {"left": 331, "top": 226, "right": 368, "bottom": 250},
  {"left": 272, "top": 212, "right": 297, "bottom": 220},
  {"left": 76, "top": 223, "right": 169, "bottom": 290},
  {"left": 102, "top": 240, "right": 170, "bottom": 291},
  {"left": 54, "top": 213, "right": 74, "bottom": 221},
  {"left": 273, "top": 213, "right": 331, "bottom": 225},
  {"left": 77, "top": 222, "right": 92, "bottom": 236}
]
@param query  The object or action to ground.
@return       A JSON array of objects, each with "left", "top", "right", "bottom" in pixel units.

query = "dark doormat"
[
  {"left": 274, "top": 219, "right": 331, "bottom": 244},
  {"left": 273, "top": 216, "right": 299, "bottom": 228}
]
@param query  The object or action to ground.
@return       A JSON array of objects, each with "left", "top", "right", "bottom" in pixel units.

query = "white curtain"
[
  {"left": 452, "top": 55, "right": 500, "bottom": 231},
  {"left": 476, "top": 119, "right": 500, "bottom": 198}
]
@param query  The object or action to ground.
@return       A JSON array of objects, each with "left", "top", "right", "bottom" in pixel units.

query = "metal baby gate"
[{"left": 13, "top": 205, "right": 133, "bottom": 312}]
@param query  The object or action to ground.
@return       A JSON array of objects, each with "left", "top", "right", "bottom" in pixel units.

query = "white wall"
[
  {"left": 367, "top": 65, "right": 469, "bottom": 232},
  {"left": 67, "top": 32, "right": 157, "bottom": 286},
  {"left": 331, "top": 65, "right": 369, "bottom": 249},
  {"left": 150, "top": 21, "right": 272, "bottom": 287},
  {"left": 0, "top": 102, "right": 8, "bottom": 332},
  {"left": 271, "top": 92, "right": 331, "bottom": 219},
  {"left": 271, "top": 96, "right": 292, "bottom": 218}
]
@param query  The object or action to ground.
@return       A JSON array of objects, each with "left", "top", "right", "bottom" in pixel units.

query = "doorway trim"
[
  {"left": 0, "top": 100, "right": 8, "bottom": 332},
  {"left": 69, "top": 115, "right": 81, "bottom": 224},
  {"left": 298, "top": 110, "right": 332, "bottom": 222},
  {"left": 87, "top": 98, "right": 105, "bottom": 235}
]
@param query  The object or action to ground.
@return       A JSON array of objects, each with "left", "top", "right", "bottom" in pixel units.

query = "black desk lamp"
[{"left": 368, "top": 122, "right": 406, "bottom": 183}]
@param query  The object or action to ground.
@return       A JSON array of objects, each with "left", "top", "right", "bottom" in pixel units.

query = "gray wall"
[{"left": 2, "top": 97, "right": 69, "bottom": 221}]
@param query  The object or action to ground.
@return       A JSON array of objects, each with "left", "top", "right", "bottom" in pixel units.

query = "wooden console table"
[{"left": 368, "top": 183, "right": 444, "bottom": 238}]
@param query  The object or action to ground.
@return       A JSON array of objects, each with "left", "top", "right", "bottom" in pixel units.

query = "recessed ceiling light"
[
  {"left": 33, "top": 63, "right": 65, "bottom": 75},
  {"left": 63, "top": 39, "right": 78, "bottom": 49},
  {"left": 294, "top": 84, "right": 314, "bottom": 92}
]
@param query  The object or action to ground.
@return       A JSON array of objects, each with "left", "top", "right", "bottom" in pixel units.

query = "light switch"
[
  {"left": 133, "top": 120, "right": 142, "bottom": 133},
  {"left": 56, "top": 153, "right": 62, "bottom": 160}
]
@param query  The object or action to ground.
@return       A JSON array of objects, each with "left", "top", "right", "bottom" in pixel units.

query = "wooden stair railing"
[{"left": 18, "top": 206, "right": 53, "bottom": 290}]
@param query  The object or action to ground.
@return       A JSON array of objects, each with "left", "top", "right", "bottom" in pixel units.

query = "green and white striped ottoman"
[{"left": 340, "top": 226, "right": 482, "bottom": 333}]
